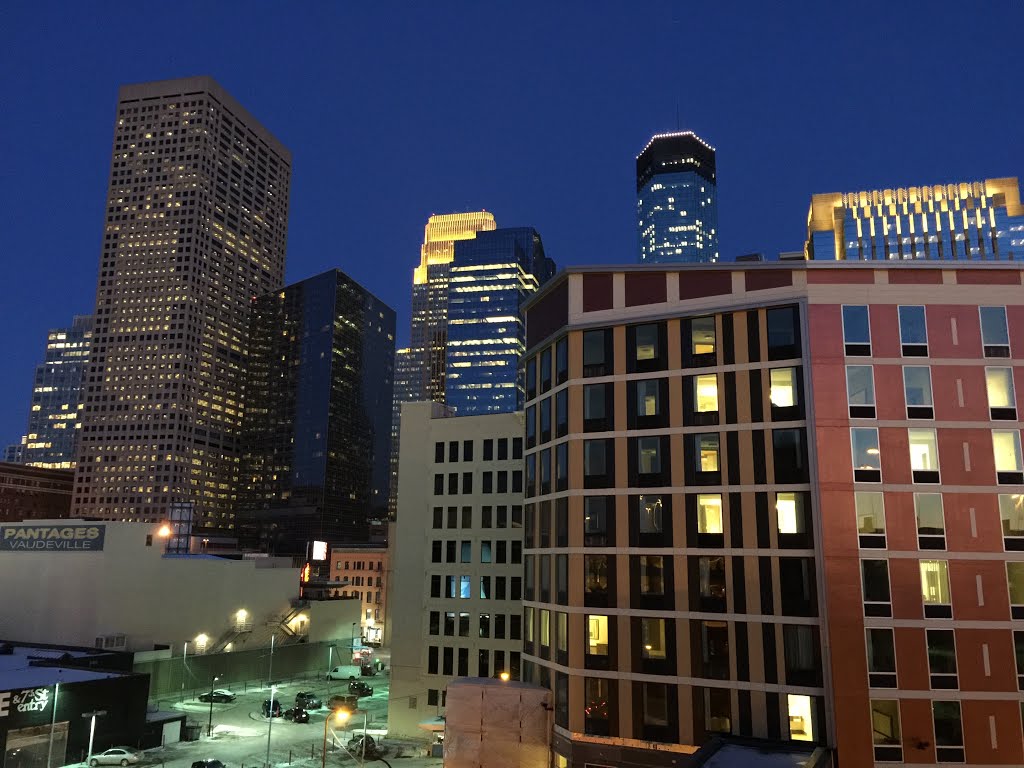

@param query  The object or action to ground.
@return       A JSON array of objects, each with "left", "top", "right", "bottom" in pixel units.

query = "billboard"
[{"left": 0, "top": 524, "right": 105, "bottom": 552}]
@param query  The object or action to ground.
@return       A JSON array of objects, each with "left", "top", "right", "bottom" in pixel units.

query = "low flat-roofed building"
[{"left": 0, "top": 463, "right": 73, "bottom": 523}]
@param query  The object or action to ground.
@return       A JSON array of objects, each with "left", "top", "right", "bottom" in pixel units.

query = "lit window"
[
  {"left": 787, "top": 694, "right": 814, "bottom": 742},
  {"left": 870, "top": 699, "right": 902, "bottom": 754},
  {"left": 635, "top": 325, "right": 658, "bottom": 361},
  {"left": 637, "top": 437, "right": 661, "bottom": 475},
  {"left": 986, "top": 368, "right": 1016, "bottom": 414},
  {"left": 851, "top": 428, "right": 881, "bottom": 474},
  {"left": 638, "top": 494, "right": 663, "bottom": 533},
  {"left": 775, "top": 492, "right": 804, "bottom": 535},
  {"left": 641, "top": 618, "right": 667, "bottom": 660},
  {"left": 908, "top": 429, "right": 939, "bottom": 479},
  {"left": 855, "top": 492, "right": 885, "bottom": 535},
  {"left": 846, "top": 366, "right": 875, "bottom": 416},
  {"left": 1000, "top": 494, "right": 1024, "bottom": 539},
  {"left": 586, "top": 615, "right": 608, "bottom": 656},
  {"left": 915, "top": 493, "right": 945, "bottom": 543},
  {"left": 919, "top": 560, "right": 950, "bottom": 605},
  {"left": 993, "top": 430, "right": 1024, "bottom": 473},
  {"left": 636, "top": 380, "right": 659, "bottom": 417},
  {"left": 770, "top": 368, "right": 796, "bottom": 408},
  {"left": 695, "top": 374, "right": 719, "bottom": 412},
  {"left": 696, "top": 433, "right": 719, "bottom": 472},
  {"left": 690, "top": 316, "right": 715, "bottom": 356},
  {"left": 697, "top": 494, "right": 723, "bottom": 534}
]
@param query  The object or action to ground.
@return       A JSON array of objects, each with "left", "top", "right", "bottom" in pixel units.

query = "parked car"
[
  {"left": 348, "top": 680, "right": 373, "bottom": 697},
  {"left": 359, "top": 663, "right": 376, "bottom": 677},
  {"left": 261, "top": 699, "right": 283, "bottom": 718},
  {"left": 283, "top": 707, "right": 310, "bottom": 723},
  {"left": 89, "top": 748, "right": 143, "bottom": 767},
  {"left": 326, "top": 665, "right": 353, "bottom": 680},
  {"left": 327, "top": 694, "right": 358, "bottom": 712},
  {"left": 191, "top": 760, "right": 226, "bottom": 768},
  {"left": 294, "top": 691, "right": 322, "bottom": 710},
  {"left": 347, "top": 735, "right": 382, "bottom": 760},
  {"left": 198, "top": 689, "right": 236, "bottom": 703}
]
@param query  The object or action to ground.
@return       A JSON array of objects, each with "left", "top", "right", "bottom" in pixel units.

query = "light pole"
[
  {"left": 180, "top": 641, "right": 188, "bottom": 703},
  {"left": 322, "top": 710, "right": 349, "bottom": 768},
  {"left": 264, "top": 685, "right": 277, "bottom": 768},
  {"left": 326, "top": 646, "right": 333, "bottom": 700},
  {"left": 46, "top": 681, "right": 60, "bottom": 768},
  {"left": 206, "top": 674, "right": 220, "bottom": 736},
  {"left": 81, "top": 710, "right": 106, "bottom": 766}
]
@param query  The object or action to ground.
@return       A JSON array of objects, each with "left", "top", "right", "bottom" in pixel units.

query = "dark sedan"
[
  {"left": 348, "top": 680, "right": 373, "bottom": 697},
  {"left": 198, "top": 689, "right": 236, "bottom": 703}
]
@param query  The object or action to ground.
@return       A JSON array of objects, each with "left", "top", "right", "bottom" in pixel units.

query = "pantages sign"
[
  {"left": 0, "top": 688, "right": 51, "bottom": 718},
  {"left": 1, "top": 524, "right": 105, "bottom": 552}
]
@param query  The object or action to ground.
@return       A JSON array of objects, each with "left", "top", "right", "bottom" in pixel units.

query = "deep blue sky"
[{"left": 2, "top": 1, "right": 1021, "bottom": 443}]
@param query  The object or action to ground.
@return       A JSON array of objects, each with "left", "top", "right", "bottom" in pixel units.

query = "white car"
[{"left": 89, "top": 747, "right": 143, "bottom": 766}]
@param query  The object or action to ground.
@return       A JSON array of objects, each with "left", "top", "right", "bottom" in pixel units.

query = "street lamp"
[
  {"left": 326, "top": 646, "right": 334, "bottom": 700},
  {"left": 81, "top": 710, "right": 106, "bottom": 766},
  {"left": 322, "top": 710, "right": 349, "bottom": 768},
  {"left": 264, "top": 685, "right": 277, "bottom": 768},
  {"left": 499, "top": 671, "right": 510, "bottom": 682},
  {"left": 206, "top": 674, "right": 220, "bottom": 736}
]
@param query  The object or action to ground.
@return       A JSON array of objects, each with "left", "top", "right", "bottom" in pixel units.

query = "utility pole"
[
  {"left": 46, "top": 681, "right": 60, "bottom": 768},
  {"left": 81, "top": 710, "right": 106, "bottom": 765},
  {"left": 265, "top": 685, "right": 277, "bottom": 768}
]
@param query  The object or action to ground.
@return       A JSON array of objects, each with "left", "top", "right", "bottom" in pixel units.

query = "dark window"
[
  {"left": 526, "top": 405, "right": 536, "bottom": 448},
  {"left": 842, "top": 305, "right": 871, "bottom": 356},
  {"left": 866, "top": 628, "right": 897, "bottom": 688},
  {"left": 526, "top": 357, "right": 537, "bottom": 400},
  {"left": 697, "top": 555, "right": 726, "bottom": 612},
  {"left": 432, "top": 507, "right": 443, "bottom": 529},
  {"left": 555, "top": 389, "right": 568, "bottom": 438},
  {"left": 766, "top": 305, "right": 800, "bottom": 360},
  {"left": 772, "top": 429, "right": 808, "bottom": 483},
  {"left": 448, "top": 473, "right": 458, "bottom": 495},
  {"left": 862, "top": 560, "right": 892, "bottom": 616},
  {"left": 584, "top": 555, "right": 611, "bottom": 607},
  {"left": 483, "top": 439, "right": 494, "bottom": 461},
  {"left": 629, "top": 378, "right": 669, "bottom": 429},
  {"left": 927, "top": 629, "right": 958, "bottom": 689},
  {"left": 462, "top": 472, "right": 473, "bottom": 494},
  {"left": 630, "top": 436, "right": 669, "bottom": 486},
  {"left": 431, "top": 541, "right": 441, "bottom": 563},
  {"left": 584, "top": 496, "right": 614, "bottom": 547},
  {"left": 701, "top": 620, "right": 730, "bottom": 679},
  {"left": 435, "top": 442, "right": 445, "bottom": 463},
  {"left": 540, "top": 398, "right": 551, "bottom": 443},
  {"left": 584, "top": 438, "right": 615, "bottom": 488},
  {"left": 584, "top": 677, "right": 610, "bottom": 735},
  {"left": 540, "top": 348, "right": 552, "bottom": 393},
  {"left": 433, "top": 474, "right": 444, "bottom": 495},
  {"left": 498, "top": 438, "right": 509, "bottom": 460},
  {"left": 583, "top": 329, "right": 613, "bottom": 377},
  {"left": 449, "top": 441, "right": 459, "bottom": 462},
  {"left": 583, "top": 383, "right": 613, "bottom": 432},
  {"left": 783, "top": 624, "right": 820, "bottom": 686},
  {"left": 555, "top": 337, "right": 568, "bottom": 385},
  {"left": 932, "top": 701, "right": 964, "bottom": 762},
  {"left": 779, "top": 558, "right": 816, "bottom": 616},
  {"left": 483, "top": 472, "right": 493, "bottom": 494},
  {"left": 463, "top": 440, "right": 473, "bottom": 462},
  {"left": 898, "top": 305, "right": 928, "bottom": 356},
  {"left": 427, "top": 646, "right": 438, "bottom": 674},
  {"left": 555, "top": 444, "right": 568, "bottom": 492},
  {"left": 981, "top": 306, "right": 1011, "bottom": 358},
  {"left": 430, "top": 576, "right": 440, "bottom": 598}
]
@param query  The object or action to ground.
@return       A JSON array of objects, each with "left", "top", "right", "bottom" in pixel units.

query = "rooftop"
[{"left": 0, "top": 643, "right": 128, "bottom": 688}]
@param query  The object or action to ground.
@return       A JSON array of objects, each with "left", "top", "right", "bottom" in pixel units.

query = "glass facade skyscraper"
[
  {"left": 806, "top": 177, "right": 1024, "bottom": 261},
  {"left": 237, "top": 269, "right": 395, "bottom": 554},
  {"left": 20, "top": 315, "right": 93, "bottom": 469},
  {"left": 637, "top": 131, "right": 719, "bottom": 264},
  {"left": 445, "top": 228, "right": 555, "bottom": 415}
]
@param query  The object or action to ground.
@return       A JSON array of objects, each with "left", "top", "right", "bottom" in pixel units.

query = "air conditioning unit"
[{"left": 95, "top": 634, "right": 127, "bottom": 650}]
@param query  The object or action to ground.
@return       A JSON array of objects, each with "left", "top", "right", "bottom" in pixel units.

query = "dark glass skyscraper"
[
  {"left": 637, "top": 131, "right": 719, "bottom": 264},
  {"left": 237, "top": 269, "right": 395, "bottom": 554},
  {"left": 445, "top": 228, "right": 555, "bottom": 415}
]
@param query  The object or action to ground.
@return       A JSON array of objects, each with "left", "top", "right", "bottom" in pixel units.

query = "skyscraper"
[
  {"left": 72, "top": 76, "right": 291, "bottom": 527},
  {"left": 637, "top": 131, "right": 719, "bottom": 264},
  {"left": 237, "top": 269, "right": 395, "bottom": 554},
  {"left": 387, "top": 347, "right": 419, "bottom": 518},
  {"left": 19, "top": 315, "right": 92, "bottom": 469},
  {"left": 805, "top": 177, "right": 1024, "bottom": 261},
  {"left": 446, "top": 227, "right": 555, "bottom": 415}
]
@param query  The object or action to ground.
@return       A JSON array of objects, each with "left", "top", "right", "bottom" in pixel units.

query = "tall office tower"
[
  {"left": 446, "top": 228, "right": 556, "bottom": 416},
  {"left": 3, "top": 440, "right": 26, "bottom": 464},
  {"left": 806, "top": 177, "right": 1024, "bottom": 261},
  {"left": 19, "top": 315, "right": 93, "bottom": 469},
  {"left": 388, "top": 402, "right": 526, "bottom": 738},
  {"left": 522, "top": 261, "right": 1024, "bottom": 767},
  {"left": 236, "top": 269, "right": 395, "bottom": 555},
  {"left": 72, "top": 76, "right": 291, "bottom": 527},
  {"left": 409, "top": 212, "right": 497, "bottom": 402},
  {"left": 636, "top": 131, "right": 719, "bottom": 264},
  {"left": 387, "top": 347, "right": 419, "bottom": 518}
]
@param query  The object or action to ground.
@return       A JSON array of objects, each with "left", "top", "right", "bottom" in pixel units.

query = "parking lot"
[{"left": 112, "top": 670, "right": 440, "bottom": 768}]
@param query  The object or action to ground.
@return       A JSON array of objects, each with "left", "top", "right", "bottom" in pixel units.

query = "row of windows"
[
  {"left": 850, "top": 427, "right": 1024, "bottom": 484},
  {"left": 433, "top": 437, "right": 523, "bottom": 463},
  {"left": 842, "top": 303, "right": 1011, "bottom": 358},
  {"left": 526, "top": 366, "right": 803, "bottom": 448},
  {"left": 845, "top": 363, "right": 1016, "bottom": 420},
  {"left": 428, "top": 611, "right": 522, "bottom": 640},
  {"left": 524, "top": 306, "right": 804, "bottom": 402},
  {"left": 427, "top": 645, "right": 521, "bottom": 680},
  {"left": 526, "top": 428, "right": 809, "bottom": 494},
  {"left": 431, "top": 505, "right": 523, "bottom": 530},
  {"left": 861, "top": 558, "right": 1024, "bottom": 619},
  {"left": 432, "top": 471, "right": 524, "bottom": 496},
  {"left": 430, "top": 540, "right": 521, "bottom": 565},
  {"left": 428, "top": 573, "right": 523, "bottom": 600}
]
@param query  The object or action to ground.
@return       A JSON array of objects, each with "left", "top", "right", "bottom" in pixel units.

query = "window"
[
  {"left": 540, "top": 398, "right": 551, "bottom": 443},
  {"left": 705, "top": 688, "right": 731, "bottom": 733},
  {"left": 980, "top": 306, "right": 1010, "bottom": 357},
  {"left": 986, "top": 367, "right": 1017, "bottom": 419},
  {"left": 459, "top": 612, "right": 470, "bottom": 638},
  {"left": 555, "top": 389, "right": 568, "bottom": 437},
  {"left": 430, "top": 575, "right": 441, "bottom": 598},
  {"left": 1015, "top": 631, "right": 1024, "bottom": 690},
  {"left": 641, "top": 618, "right": 667, "bottom": 660},
  {"left": 770, "top": 367, "right": 798, "bottom": 415},
  {"left": 555, "top": 337, "right": 568, "bottom": 385},
  {"left": 584, "top": 496, "right": 612, "bottom": 547},
  {"left": 862, "top": 559, "right": 891, "bottom": 616},
  {"left": 866, "top": 628, "right": 896, "bottom": 688},
  {"left": 846, "top": 365, "right": 875, "bottom": 418},
  {"left": 775, "top": 491, "right": 806, "bottom": 536},
  {"left": 428, "top": 611, "right": 440, "bottom": 636},
  {"left": 583, "top": 329, "right": 611, "bottom": 377},
  {"left": 498, "top": 438, "right": 508, "bottom": 460},
  {"left": 932, "top": 701, "right": 964, "bottom": 763},
  {"left": 642, "top": 683, "right": 669, "bottom": 727},
  {"left": 908, "top": 428, "right": 940, "bottom": 483},
  {"left": 842, "top": 305, "right": 871, "bottom": 355},
  {"left": 689, "top": 316, "right": 716, "bottom": 359},
  {"left": 483, "top": 439, "right": 493, "bottom": 461},
  {"left": 851, "top": 427, "right": 881, "bottom": 482},
  {"left": 903, "top": 366, "right": 933, "bottom": 419},
  {"left": 855, "top": 491, "right": 886, "bottom": 548},
  {"left": 584, "top": 439, "right": 613, "bottom": 488},
  {"left": 460, "top": 541, "right": 471, "bottom": 563},
  {"left": 870, "top": 699, "right": 902, "bottom": 762},
  {"left": 994, "top": 430, "right": 1024, "bottom": 483},
  {"left": 432, "top": 507, "right": 443, "bottom": 529},
  {"left": 427, "top": 646, "right": 438, "bottom": 674},
  {"left": 433, "top": 474, "right": 444, "bottom": 495},
  {"left": 583, "top": 383, "right": 610, "bottom": 431},
  {"left": 636, "top": 494, "right": 664, "bottom": 535},
  {"left": 461, "top": 507, "right": 472, "bottom": 528},
  {"left": 920, "top": 560, "right": 951, "bottom": 618},
  {"left": 586, "top": 615, "right": 609, "bottom": 657},
  {"left": 766, "top": 305, "right": 800, "bottom": 360},
  {"left": 430, "top": 541, "right": 441, "bottom": 563},
  {"left": 780, "top": 558, "right": 815, "bottom": 616},
  {"left": 926, "top": 629, "right": 957, "bottom": 689},
  {"left": 787, "top": 694, "right": 814, "bottom": 742},
  {"left": 634, "top": 436, "right": 664, "bottom": 480},
  {"left": 540, "top": 348, "right": 552, "bottom": 393},
  {"left": 696, "top": 433, "right": 720, "bottom": 474},
  {"left": 695, "top": 374, "right": 718, "bottom": 412},
  {"left": 1000, "top": 494, "right": 1024, "bottom": 546},
  {"left": 697, "top": 494, "right": 723, "bottom": 535},
  {"left": 1008, "top": 563, "right": 1024, "bottom": 619},
  {"left": 480, "top": 576, "right": 490, "bottom": 599},
  {"left": 556, "top": 612, "right": 568, "bottom": 656},
  {"left": 898, "top": 305, "right": 927, "bottom": 356},
  {"left": 584, "top": 555, "right": 609, "bottom": 605},
  {"left": 635, "top": 379, "right": 661, "bottom": 418},
  {"left": 555, "top": 444, "right": 568, "bottom": 492},
  {"left": 631, "top": 324, "right": 661, "bottom": 367},
  {"left": 449, "top": 441, "right": 459, "bottom": 462},
  {"left": 448, "top": 473, "right": 458, "bottom": 494},
  {"left": 540, "top": 609, "right": 550, "bottom": 648},
  {"left": 639, "top": 555, "right": 665, "bottom": 595},
  {"left": 698, "top": 555, "right": 726, "bottom": 611},
  {"left": 480, "top": 541, "right": 492, "bottom": 564},
  {"left": 701, "top": 621, "right": 729, "bottom": 679},
  {"left": 459, "top": 575, "right": 472, "bottom": 599},
  {"left": 526, "top": 357, "right": 537, "bottom": 400},
  {"left": 435, "top": 442, "right": 445, "bottom": 463},
  {"left": 915, "top": 493, "right": 945, "bottom": 549},
  {"left": 584, "top": 678, "right": 610, "bottom": 735},
  {"left": 773, "top": 428, "right": 808, "bottom": 483}
]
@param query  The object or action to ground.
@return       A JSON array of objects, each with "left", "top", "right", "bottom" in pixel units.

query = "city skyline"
[{"left": 4, "top": 2, "right": 1020, "bottom": 442}]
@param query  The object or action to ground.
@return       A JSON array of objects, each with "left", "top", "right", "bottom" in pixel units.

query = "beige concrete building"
[
  {"left": 329, "top": 546, "right": 388, "bottom": 645},
  {"left": 388, "top": 402, "right": 525, "bottom": 738},
  {"left": 0, "top": 519, "right": 357, "bottom": 654},
  {"left": 73, "top": 76, "right": 291, "bottom": 529}
]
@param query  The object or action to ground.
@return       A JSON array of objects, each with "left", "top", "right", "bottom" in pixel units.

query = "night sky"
[{"left": 2, "top": 1, "right": 1021, "bottom": 443}]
